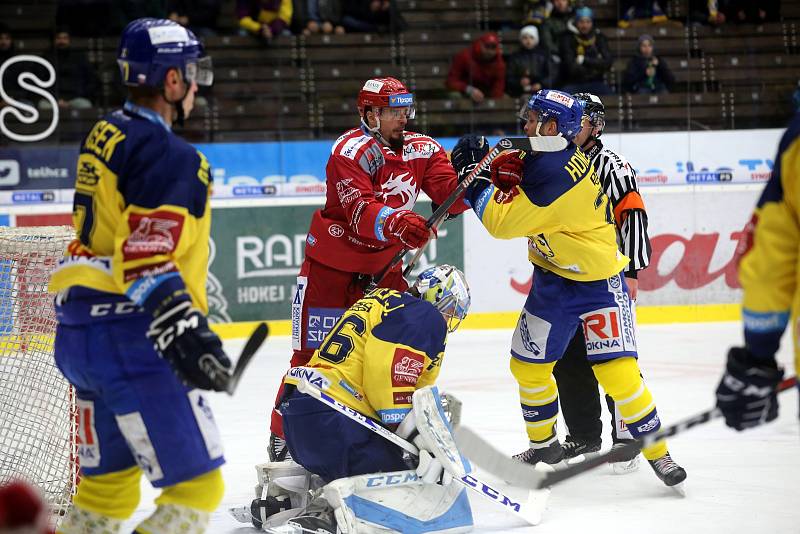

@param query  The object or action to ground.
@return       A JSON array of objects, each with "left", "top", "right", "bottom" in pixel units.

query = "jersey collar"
[{"left": 123, "top": 101, "right": 171, "bottom": 132}]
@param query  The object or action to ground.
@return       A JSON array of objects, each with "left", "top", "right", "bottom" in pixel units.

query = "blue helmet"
[
  {"left": 411, "top": 264, "right": 471, "bottom": 333},
  {"left": 520, "top": 89, "right": 584, "bottom": 140},
  {"left": 117, "top": 18, "right": 213, "bottom": 88}
]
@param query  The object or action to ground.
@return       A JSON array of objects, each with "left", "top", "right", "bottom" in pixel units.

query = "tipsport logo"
[{"left": 0, "top": 55, "right": 58, "bottom": 142}]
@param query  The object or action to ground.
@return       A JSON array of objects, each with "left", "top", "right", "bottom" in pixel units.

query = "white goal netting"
[{"left": 0, "top": 225, "right": 77, "bottom": 520}]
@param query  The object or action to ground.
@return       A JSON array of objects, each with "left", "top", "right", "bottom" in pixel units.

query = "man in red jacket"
[
  {"left": 268, "top": 77, "right": 469, "bottom": 460},
  {"left": 446, "top": 32, "right": 506, "bottom": 104}
]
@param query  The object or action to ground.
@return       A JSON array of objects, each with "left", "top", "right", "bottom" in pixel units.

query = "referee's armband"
[{"left": 613, "top": 191, "right": 645, "bottom": 226}]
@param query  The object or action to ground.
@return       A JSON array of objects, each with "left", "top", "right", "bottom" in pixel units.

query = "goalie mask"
[{"left": 410, "top": 265, "right": 471, "bottom": 333}]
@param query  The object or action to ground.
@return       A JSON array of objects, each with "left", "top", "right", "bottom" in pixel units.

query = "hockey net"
[{"left": 0, "top": 226, "right": 77, "bottom": 521}]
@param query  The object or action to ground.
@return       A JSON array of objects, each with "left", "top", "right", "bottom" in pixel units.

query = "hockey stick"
[
  {"left": 369, "top": 135, "right": 569, "bottom": 290},
  {"left": 221, "top": 322, "right": 269, "bottom": 395},
  {"left": 454, "top": 375, "right": 798, "bottom": 490},
  {"left": 296, "top": 380, "right": 547, "bottom": 526}
]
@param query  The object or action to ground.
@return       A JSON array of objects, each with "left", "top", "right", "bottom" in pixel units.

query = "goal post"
[{"left": 0, "top": 225, "right": 78, "bottom": 522}]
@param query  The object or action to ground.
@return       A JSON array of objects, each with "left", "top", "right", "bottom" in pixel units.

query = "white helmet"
[{"left": 410, "top": 265, "right": 471, "bottom": 333}]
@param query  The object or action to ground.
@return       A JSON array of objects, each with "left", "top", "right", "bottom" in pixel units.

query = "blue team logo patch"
[
  {"left": 389, "top": 93, "right": 414, "bottom": 107},
  {"left": 305, "top": 307, "right": 345, "bottom": 349}
]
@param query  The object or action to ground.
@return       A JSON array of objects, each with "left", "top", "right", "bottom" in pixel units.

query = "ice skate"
[
  {"left": 562, "top": 435, "right": 601, "bottom": 463},
  {"left": 269, "top": 432, "right": 293, "bottom": 462},
  {"left": 513, "top": 439, "right": 565, "bottom": 467},
  {"left": 609, "top": 439, "right": 641, "bottom": 474},
  {"left": 648, "top": 453, "right": 687, "bottom": 496}
]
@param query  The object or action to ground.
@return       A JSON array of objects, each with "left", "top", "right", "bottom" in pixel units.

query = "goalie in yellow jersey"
[
  {"left": 450, "top": 89, "right": 687, "bottom": 492},
  {"left": 255, "top": 265, "right": 474, "bottom": 534}
]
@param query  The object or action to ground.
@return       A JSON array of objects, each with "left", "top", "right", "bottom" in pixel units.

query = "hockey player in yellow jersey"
[
  {"left": 269, "top": 265, "right": 474, "bottom": 533},
  {"left": 714, "top": 115, "right": 797, "bottom": 430},
  {"left": 450, "top": 89, "right": 687, "bottom": 491},
  {"left": 49, "top": 19, "right": 229, "bottom": 532}
]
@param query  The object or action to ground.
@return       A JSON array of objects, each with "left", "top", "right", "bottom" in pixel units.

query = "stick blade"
[
  {"left": 225, "top": 322, "right": 269, "bottom": 395},
  {"left": 453, "top": 426, "right": 546, "bottom": 490}
]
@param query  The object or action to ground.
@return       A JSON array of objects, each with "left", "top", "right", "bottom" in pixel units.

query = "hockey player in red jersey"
[{"left": 268, "top": 77, "right": 469, "bottom": 460}]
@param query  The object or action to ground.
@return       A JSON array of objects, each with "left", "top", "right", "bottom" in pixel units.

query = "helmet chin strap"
[{"left": 361, "top": 111, "right": 392, "bottom": 147}]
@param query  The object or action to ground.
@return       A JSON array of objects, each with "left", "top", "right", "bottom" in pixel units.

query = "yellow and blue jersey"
[
  {"left": 49, "top": 102, "right": 213, "bottom": 314},
  {"left": 465, "top": 143, "right": 629, "bottom": 281},
  {"left": 738, "top": 113, "right": 800, "bottom": 361},
  {"left": 283, "top": 288, "right": 447, "bottom": 426}
]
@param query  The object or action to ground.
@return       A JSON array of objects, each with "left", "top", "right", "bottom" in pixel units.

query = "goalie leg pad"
[
  {"left": 411, "top": 386, "right": 471, "bottom": 479},
  {"left": 324, "top": 470, "right": 474, "bottom": 534}
]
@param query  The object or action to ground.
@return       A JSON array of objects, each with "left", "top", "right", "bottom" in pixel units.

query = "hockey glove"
[
  {"left": 146, "top": 299, "right": 232, "bottom": 392},
  {"left": 715, "top": 346, "right": 783, "bottom": 431},
  {"left": 490, "top": 149, "right": 526, "bottom": 193},
  {"left": 450, "top": 135, "right": 490, "bottom": 183},
  {"left": 384, "top": 209, "right": 435, "bottom": 249}
]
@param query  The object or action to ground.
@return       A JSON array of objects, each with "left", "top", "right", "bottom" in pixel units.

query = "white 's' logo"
[{"left": 0, "top": 55, "right": 58, "bottom": 142}]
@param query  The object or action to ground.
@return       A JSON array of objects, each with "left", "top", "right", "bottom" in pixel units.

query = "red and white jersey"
[{"left": 305, "top": 126, "right": 466, "bottom": 274}]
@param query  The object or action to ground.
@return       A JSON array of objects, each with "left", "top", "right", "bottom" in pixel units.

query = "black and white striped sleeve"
[{"left": 594, "top": 148, "right": 652, "bottom": 276}]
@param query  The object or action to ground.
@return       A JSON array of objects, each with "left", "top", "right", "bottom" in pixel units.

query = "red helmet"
[{"left": 357, "top": 77, "right": 414, "bottom": 111}]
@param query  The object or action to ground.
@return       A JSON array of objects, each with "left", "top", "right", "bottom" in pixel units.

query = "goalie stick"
[
  {"left": 220, "top": 322, "right": 269, "bottom": 395},
  {"left": 454, "top": 375, "right": 798, "bottom": 491},
  {"left": 370, "top": 135, "right": 569, "bottom": 289},
  {"left": 296, "top": 380, "right": 548, "bottom": 526}
]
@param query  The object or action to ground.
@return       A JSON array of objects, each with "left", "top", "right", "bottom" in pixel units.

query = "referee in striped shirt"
[{"left": 552, "top": 93, "right": 652, "bottom": 472}]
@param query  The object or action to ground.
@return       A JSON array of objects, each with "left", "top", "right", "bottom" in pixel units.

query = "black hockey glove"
[
  {"left": 450, "top": 135, "right": 490, "bottom": 183},
  {"left": 715, "top": 347, "right": 783, "bottom": 431},
  {"left": 146, "top": 299, "right": 232, "bottom": 392}
]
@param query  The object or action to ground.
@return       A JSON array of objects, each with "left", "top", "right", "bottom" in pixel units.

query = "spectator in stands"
[
  {"left": 167, "top": 0, "right": 222, "bottom": 37},
  {"left": 40, "top": 27, "right": 98, "bottom": 110},
  {"left": 618, "top": 1, "right": 668, "bottom": 28},
  {"left": 0, "top": 23, "right": 22, "bottom": 108},
  {"left": 340, "top": 0, "right": 406, "bottom": 34},
  {"left": 294, "top": 0, "right": 345, "bottom": 36},
  {"left": 57, "top": 0, "right": 167, "bottom": 36},
  {"left": 559, "top": 7, "right": 612, "bottom": 95},
  {"left": 622, "top": 34, "right": 675, "bottom": 94},
  {"left": 446, "top": 32, "right": 506, "bottom": 104},
  {"left": 522, "top": 0, "right": 551, "bottom": 26},
  {"left": 238, "top": 0, "right": 293, "bottom": 43},
  {"left": 506, "top": 26, "right": 553, "bottom": 98},
  {"left": 689, "top": 0, "right": 726, "bottom": 26},
  {"left": 539, "top": 0, "right": 573, "bottom": 56},
  {"left": 720, "top": 0, "right": 780, "bottom": 23}
]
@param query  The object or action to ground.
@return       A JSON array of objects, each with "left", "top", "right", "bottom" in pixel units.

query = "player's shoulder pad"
[
  {"left": 371, "top": 293, "right": 447, "bottom": 358},
  {"left": 519, "top": 143, "right": 587, "bottom": 207},
  {"left": 331, "top": 128, "right": 385, "bottom": 174},
  {"left": 115, "top": 117, "right": 210, "bottom": 218},
  {"left": 403, "top": 132, "right": 444, "bottom": 161}
]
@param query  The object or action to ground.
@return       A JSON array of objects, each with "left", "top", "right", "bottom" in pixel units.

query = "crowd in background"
[{"left": 0, "top": 0, "right": 791, "bottom": 113}]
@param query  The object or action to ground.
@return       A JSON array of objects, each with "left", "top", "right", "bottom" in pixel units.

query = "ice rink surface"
[{"left": 127, "top": 321, "right": 799, "bottom": 533}]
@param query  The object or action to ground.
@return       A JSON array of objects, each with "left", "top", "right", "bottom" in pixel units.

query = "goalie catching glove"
[{"left": 146, "top": 298, "right": 232, "bottom": 391}]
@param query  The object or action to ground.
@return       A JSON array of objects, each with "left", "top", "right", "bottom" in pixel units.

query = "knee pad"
[
  {"left": 155, "top": 467, "right": 224, "bottom": 513},
  {"left": 71, "top": 465, "right": 142, "bottom": 520}
]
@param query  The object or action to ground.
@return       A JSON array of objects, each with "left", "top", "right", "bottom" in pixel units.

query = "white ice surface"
[{"left": 125, "top": 321, "right": 799, "bottom": 533}]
